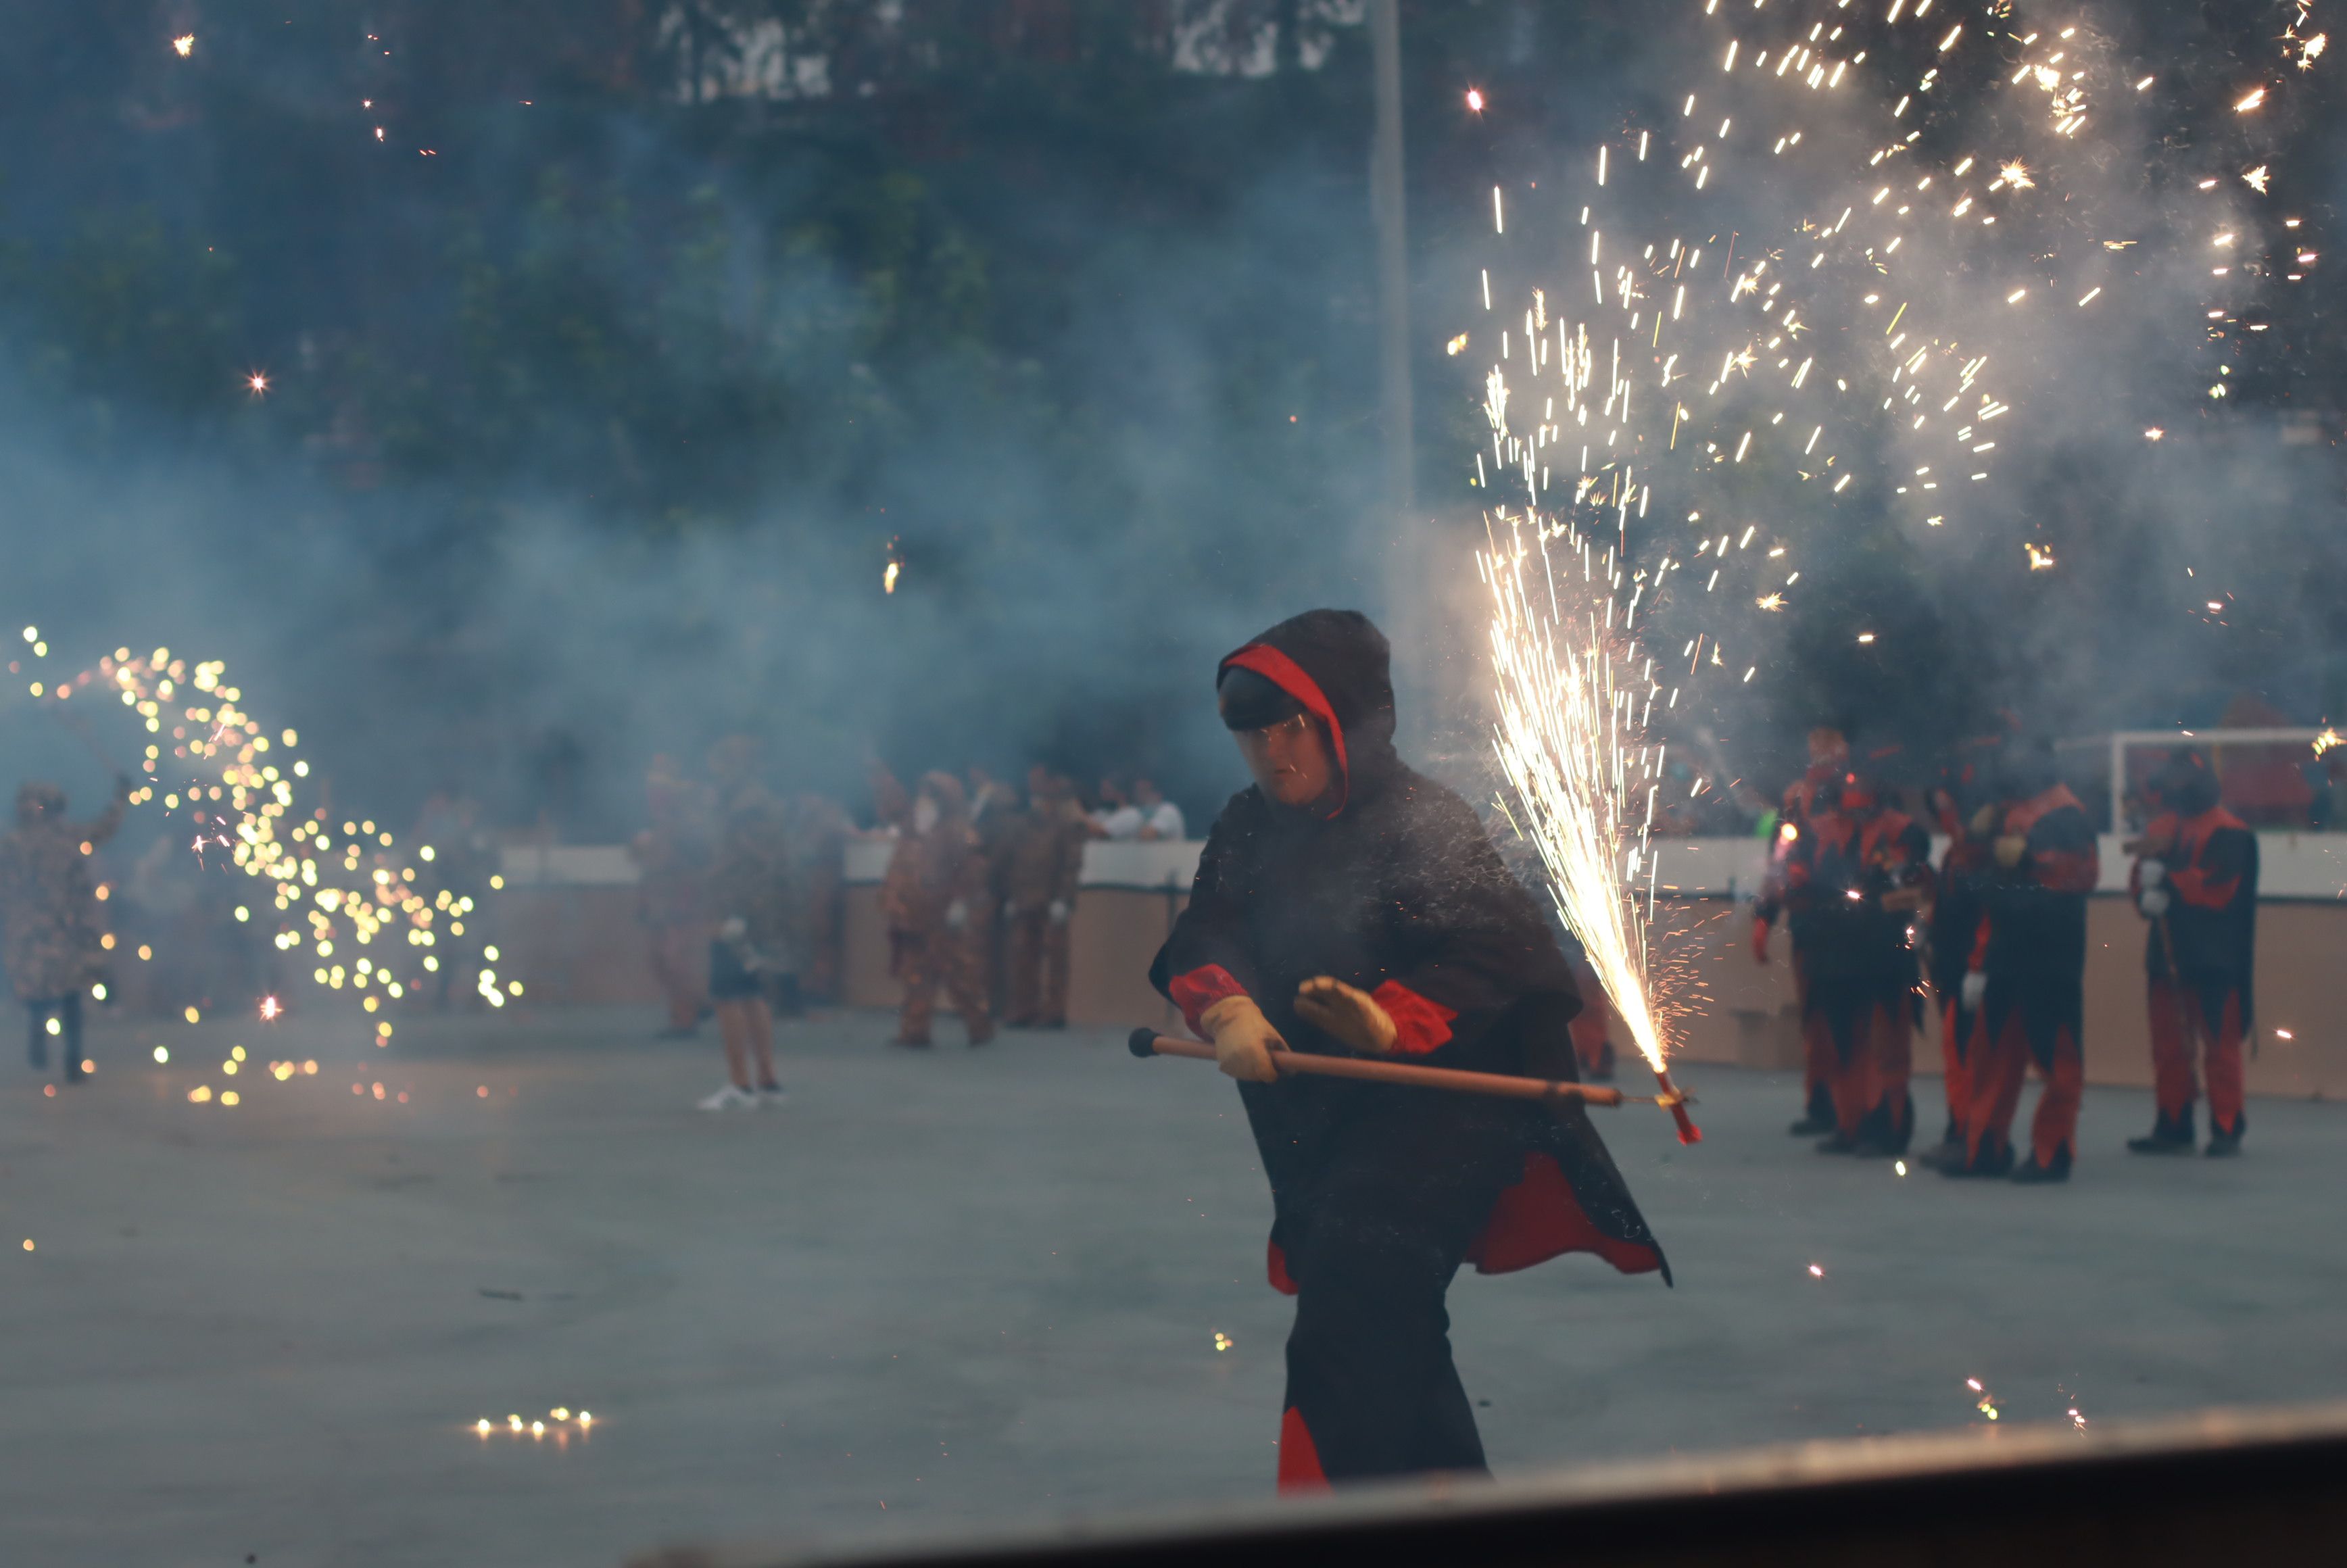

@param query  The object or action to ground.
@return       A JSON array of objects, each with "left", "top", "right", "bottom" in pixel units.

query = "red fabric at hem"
[
  {"left": 1466, "top": 1152, "right": 1665, "bottom": 1277},
  {"left": 1266, "top": 1237, "right": 1299, "bottom": 1296},
  {"left": 1277, "top": 1406, "right": 1329, "bottom": 1492}
]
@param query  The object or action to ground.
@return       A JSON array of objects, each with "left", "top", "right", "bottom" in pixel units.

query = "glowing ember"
[
  {"left": 2026, "top": 543, "right": 2057, "bottom": 570},
  {"left": 172, "top": 34, "right": 195, "bottom": 57},
  {"left": 246, "top": 371, "right": 269, "bottom": 395},
  {"left": 2313, "top": 729, "right": 2341, "bottom": 757},
  {"left": 882, "top": 559, "right": 900, "bottom": 595},
  {"left": 1465, "top": 88, "right": 1486, "bottom": 114},
  {"left": 258, "top": 995, "right": 282, "bottom": 1022},
  {"left": 1807, "top": 1263, "right": 1824, "bottom": 1279}
]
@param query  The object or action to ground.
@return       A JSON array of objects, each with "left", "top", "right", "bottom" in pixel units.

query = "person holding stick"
[
  {"left": 2126, "top": 749, "right": 2258, "bottom": 1157},
  {"left": 1147, "top": 609, "right": 1668, "bottom": 1492}
]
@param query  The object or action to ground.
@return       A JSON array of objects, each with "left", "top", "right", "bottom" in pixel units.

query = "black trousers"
[
  {"left": 1277, "top": 1096, "right": 1520, "bottom": 1486},
  {"left": 28, "top": 994, "right": 83, "bottom": 1079}
]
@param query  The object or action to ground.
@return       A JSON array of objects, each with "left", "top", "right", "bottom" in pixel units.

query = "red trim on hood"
[{"left": 1221, "top": 643, "right": 1349, "bottom": 815}]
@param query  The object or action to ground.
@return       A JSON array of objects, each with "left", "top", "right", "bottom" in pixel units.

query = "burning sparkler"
[
  {"left": 172, "top": 34, "right": 195, "bottom": 58},
  {"left": 1483, "top": 520, "right": 1699, "bottom": 1144}
]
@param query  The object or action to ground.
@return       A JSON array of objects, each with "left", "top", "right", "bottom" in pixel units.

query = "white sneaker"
[{"left": 696, "top": 1085, "right": 758, "bottom": 1112}]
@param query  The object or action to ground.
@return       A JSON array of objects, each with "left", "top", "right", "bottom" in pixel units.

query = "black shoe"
[
  {"left": 2205, "top": 1129, "right": 2244, "bottom": 1158},
  {"left": 892, "top": 1036, "right": 934, "bottom": 1049},
  {"left": 1788, "top": 1114, "right": 1834, "bottom": 1136},
  {"left": 1814, "top": 1132, "right": 1859, "bottom": 1154},
  {"left": 2010, "top": 1157, "right": 2070, "bottom": 1184},
  {"left": 2126, "top": 1130, "right": 2194, "bottom": 1155},
  {"left": 1942, "top": 1142, "right": 2015, "bottom": 1179}
]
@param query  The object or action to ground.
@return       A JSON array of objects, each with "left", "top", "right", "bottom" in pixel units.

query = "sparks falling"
[{"left": 1482, "top": 520, "right": 1699, "bottom": 1143}]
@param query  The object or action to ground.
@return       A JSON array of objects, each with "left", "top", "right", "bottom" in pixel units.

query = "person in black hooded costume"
[{"left": 1149, "top": 610, "right": 1669, "bottom": 1490}]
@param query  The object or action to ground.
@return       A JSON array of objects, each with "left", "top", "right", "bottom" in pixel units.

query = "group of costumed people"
[
  {"left": 874, "top": 762, "right": 1090, "bottom": 1048},
  {"left": 1753, "top": 729, "right": 2256, "bottom": 1181}
]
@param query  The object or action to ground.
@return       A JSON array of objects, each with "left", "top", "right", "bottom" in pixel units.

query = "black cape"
[{"left": 1149, "top": 610, "right": 1669, "bottom": 1290}]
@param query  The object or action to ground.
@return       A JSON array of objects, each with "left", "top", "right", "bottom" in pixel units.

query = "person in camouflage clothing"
[
  {"left": 1, "top": 775, "right": 128, "bottom": 1083},
  {"left": 883, "top": 771, "right": 994, "bottom": 1048}
]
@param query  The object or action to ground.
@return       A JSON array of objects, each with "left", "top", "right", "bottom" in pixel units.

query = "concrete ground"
[{"left": 3, "top": 1003, "right": 2343, "bottom": 1568}]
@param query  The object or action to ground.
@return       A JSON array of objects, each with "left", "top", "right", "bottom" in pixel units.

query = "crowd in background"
[{"left": 625, "top": 743, "right": 1188, "bottom": 1107}]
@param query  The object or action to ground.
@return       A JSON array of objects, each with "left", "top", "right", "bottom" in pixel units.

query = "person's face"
[
  {"left": 1098, "top": 777, "right": 1125, "bottom": 806},
  {"left": 1234, "top": 714, "right": 1334, "bottom": 808},
  {"left": 1133, "top": 778, "right": 1161, "bottom": 806}
]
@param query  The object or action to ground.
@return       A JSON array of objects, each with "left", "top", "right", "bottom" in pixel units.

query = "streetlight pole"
[{"left": 1369, "top": 0, "right": 1415, "bottom": 520}]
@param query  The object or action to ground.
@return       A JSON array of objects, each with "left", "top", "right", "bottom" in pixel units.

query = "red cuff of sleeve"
[
  {"left": 1371, "top": 981, "right": 1457, "bottom": 1056},
  {"left": 1169, "top": 964, "right": 1248, "bottom": 1038}
]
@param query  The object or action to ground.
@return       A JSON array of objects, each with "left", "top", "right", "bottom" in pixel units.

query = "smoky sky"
[{"left": 1, "top": 1, "right": 2340, "bottom": 846}]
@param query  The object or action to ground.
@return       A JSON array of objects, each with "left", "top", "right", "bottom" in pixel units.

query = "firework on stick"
[{"left": 1482, "top": 516, "right": 1700, "bottom": 1144}]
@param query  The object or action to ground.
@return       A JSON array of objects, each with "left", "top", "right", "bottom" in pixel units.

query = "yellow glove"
[
  {"left": 1993, "top": 834, "right": 2027, "bottom": 869},
  {"left": 1292, "top": 976, "right": 1399, "bottom": 1054},
  {"left": 1200, "top": 994, "right": 1284, "bottom": 1083}
]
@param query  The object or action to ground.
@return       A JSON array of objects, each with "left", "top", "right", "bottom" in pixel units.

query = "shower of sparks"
[
  {"left": 2314, "top": 728, "right": 2342, "bottom": 757},
  {"left": 5, "top": 641, "right": 515, "bottom": 1059},
  {"left": 1482, "top": 520, "right": 1695, "bottom": 1137},
  {"left": 881, "top": 560, "right": 900, "bottom": 594}
]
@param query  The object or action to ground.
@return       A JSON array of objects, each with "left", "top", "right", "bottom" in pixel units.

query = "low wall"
[{"left": 493, "top": 836, "right": 2347, "bottom": 1099}]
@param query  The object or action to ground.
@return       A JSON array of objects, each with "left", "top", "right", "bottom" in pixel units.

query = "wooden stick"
[{"left": 1126, "top": 1028, "right": 1686, "bottom": 1109}]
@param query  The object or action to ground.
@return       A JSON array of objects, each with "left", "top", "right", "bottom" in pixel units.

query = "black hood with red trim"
[{"left": 1217, "top": 609, "right": 1402, "bottom": 810}]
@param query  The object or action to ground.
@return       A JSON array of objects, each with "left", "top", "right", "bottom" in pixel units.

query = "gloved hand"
[
  {"left": 1960, "top": 971, "right": 1988, "bottom": 1012},
  {"left": 1200, "top": 994, "right": 1284, "bottom": 1083},
  {"left": 2137, "top": 859, "right": 2167, "bottom": 889},
  {"left": 2138, "top": 887, "right": 2171, "bottom": 918},
  {"left": 1292, "top": 975, "right": 1399, "bottom": 1054},
  {"left": 1047, "top": 899, "right": 1069, "bottom": 926},
  {"left": 1993, "top": 834, "right": 2027, "bottom": 869},
  {"left": 944, "top": 900, "right": 969, "bottom": 931},
  {"left": 1750, "top": 915, "right": 1772, "bottom": 964}
]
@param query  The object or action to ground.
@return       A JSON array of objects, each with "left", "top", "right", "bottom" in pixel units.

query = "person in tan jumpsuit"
[
  {"left": 1002, "top": 766, "right": 1086, "bottom": 1029},
  {"left": 882, "top": 771, "right": 994, "bottom": 1048}
]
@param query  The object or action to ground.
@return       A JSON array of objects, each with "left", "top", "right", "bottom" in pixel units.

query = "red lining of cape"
[{"left": 1466, "top": 1152, "right": 1665, "bottom": 1277}]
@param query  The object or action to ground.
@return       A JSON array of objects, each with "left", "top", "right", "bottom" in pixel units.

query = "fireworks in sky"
[
  {"left": 7, "top": 629, "right": 518, "bottom": 1084},
  {"left": 1471, "top": 0, "right": 2326, "bottom": 1070}
]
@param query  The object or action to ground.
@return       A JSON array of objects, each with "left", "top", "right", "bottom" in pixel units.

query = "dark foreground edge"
[{"left": 629, "top": 1400, "right": 2347, "bottom": 1568}]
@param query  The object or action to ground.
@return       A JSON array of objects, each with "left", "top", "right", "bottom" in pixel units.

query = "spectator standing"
[
  {"left": 1130, "top": 775, "right": 1185, "bottom": 841},
  {"left": 965, "top": 766, "right": 1018, "bottom": 1018},
  {"left": 0, "top": 777, "right": 127, "bottom": 1083},
  {"left": 881, "top": 772, "right": 994, "bottom": 1048},
  {"left": 1003, "top": 766, "right": 1087, "bottom": 1028},
  {"left": 700, "top": 737, "right": 794, "bottom": 1109}
]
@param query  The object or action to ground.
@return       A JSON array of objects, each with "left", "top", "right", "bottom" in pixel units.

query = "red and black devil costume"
[
  {"left": 1751, "top": 729, "right": 1849, "bottom": 1134},
  {"left": 1150, "top": 610, "right": 1668, "bottom": 1488},
  {"left": 1774, "top": 773, "right": 1931, "bottom": 1155},
  {"left": 2127, "top": 750, "right": 2257, "bottom": 1156},
  {"left": 1948, "top": 743, "right": 2100, "bottom": 1181},
  {"left": 1920, "top": 740, "right": 2000, "bottom": 1160}
]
